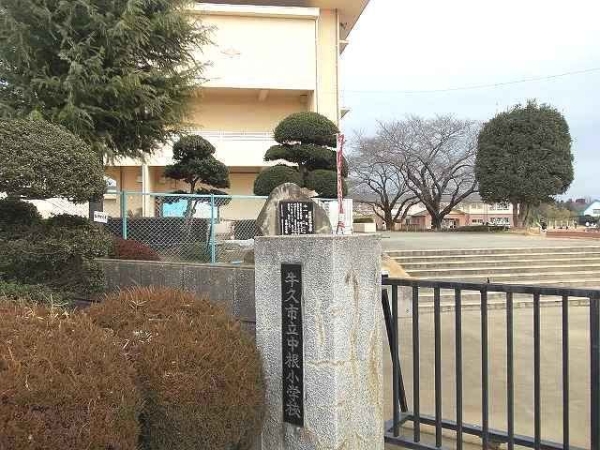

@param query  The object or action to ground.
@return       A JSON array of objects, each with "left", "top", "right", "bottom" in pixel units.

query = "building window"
[
  {"left": 105, "top": 176, "right": 118, "bottom": 194},
  {"left": 491, "top": 203, "right": 509, "bottom": 211}
]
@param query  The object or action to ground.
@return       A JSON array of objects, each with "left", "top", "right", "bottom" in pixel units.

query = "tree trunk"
[
  {"left": 512, "top": 202, "right": 520, "bottom": 228},
  {"left": 518, "top": 203, "right": 530, "bottom": 228},
  {"left": 384, "top": 209, "right": 395, "bottom": 231},
  {"left": 431, "top": 215, "right": 442, "bottom": 230}
]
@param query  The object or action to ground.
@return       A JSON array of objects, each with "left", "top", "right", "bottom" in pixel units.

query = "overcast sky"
[{"left": 340, "top": 0, "right": 600, "bottom": 199}]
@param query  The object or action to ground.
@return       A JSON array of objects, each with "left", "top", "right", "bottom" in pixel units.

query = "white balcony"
[{"left": 111, "top": 131, "right": 276, "bottom": 169}]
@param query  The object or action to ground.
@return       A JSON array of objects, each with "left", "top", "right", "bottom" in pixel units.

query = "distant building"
[
  {"left": 583, "top": 201, "right": 600, "bottom": 218},
  {"left": 402, "top": 195, "right": 513, "bottom": 230}
]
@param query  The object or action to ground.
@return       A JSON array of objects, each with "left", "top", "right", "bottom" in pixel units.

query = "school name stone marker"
[{"left": 281, "top": 264, "right": 304, "bottom": 426}]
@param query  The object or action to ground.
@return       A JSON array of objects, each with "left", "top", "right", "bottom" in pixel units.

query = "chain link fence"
[{"left": 30, "top": 192, "right": 353, "bottom": 264}]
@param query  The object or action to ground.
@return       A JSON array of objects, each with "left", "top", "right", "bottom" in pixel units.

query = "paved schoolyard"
[{"left": 379, "top": 231, "right": 600, "bottom": 252}]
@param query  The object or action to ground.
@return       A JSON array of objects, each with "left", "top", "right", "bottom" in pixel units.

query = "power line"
[{"left": 341, "top": 67, "right": 600, "bottom": 95}]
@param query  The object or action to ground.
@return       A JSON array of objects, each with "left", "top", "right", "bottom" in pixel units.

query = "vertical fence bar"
[
  {"left": 455, "top": 289, "right": 463, "bottom": 450},
  {"left": 481, "top": 289, "right": 489, "bottom": 449},
  {"left": 120, "top": 191, "right": 128, "bottom": 240},
  {"left": 562, "top": 294, "right": 569, "bottom": 450},
  {"left": 209, "top": 194, "right": 216, "bottom": 264},
  {"left": 412, "top": 286, "right": 421, "bottom": 442},
  {"left": 392, "top": 285, "right": 400, "bottom": 436},
  {"left": 506, "top": 292, "right": 514, "bottom": 450},
  {"left": 434, "top": 287, "right": 442, "bottom": 447},
  {"left": 591, "top": 296, "right": 600, "bottom": 450},
  {"left": 533, "top": 292, "right": 541, "bottom": 449}
]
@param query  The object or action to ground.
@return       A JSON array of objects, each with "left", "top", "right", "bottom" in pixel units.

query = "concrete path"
[
  {"left": 380, "top": 231, "right": 600, "bottom": 252},
  {"left": 383, "top": 305, "right": 592, "bottom": 449}
]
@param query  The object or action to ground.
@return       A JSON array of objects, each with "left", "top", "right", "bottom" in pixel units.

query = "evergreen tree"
[
  {"left": 476, "top": 101, "right": 574, "bottom": 227},
  {"left": 253, "top": 112, "right": 348, "bottom": 197},
  {"left": 0, "top": 0, "right": 208, "bottom": 160}
]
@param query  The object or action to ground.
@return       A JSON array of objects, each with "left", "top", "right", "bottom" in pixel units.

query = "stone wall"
[{"left": 97, "top": 259, "right": 256, "bottom": 328}]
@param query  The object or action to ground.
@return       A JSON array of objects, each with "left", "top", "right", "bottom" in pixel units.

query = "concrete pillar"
[
  {"left": 141, "top": 164, "right": 153, "bottom": 217},
  {"left": 255, "top": 235, "right": 384, "bottom": 450}
]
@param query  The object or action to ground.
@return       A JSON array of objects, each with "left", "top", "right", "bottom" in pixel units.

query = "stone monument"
[{"left": 254, "top": 235, "right": 384, "bottom": 450}]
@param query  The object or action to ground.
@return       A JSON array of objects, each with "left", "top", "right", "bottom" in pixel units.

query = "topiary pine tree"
[
  {"left": 164, "top": 135, "right": 231, "bottom": 215},
  {"left": 476, "top": 100, "right": 574, "bottom": 228},
  {"left": 0, "top": 0, "right": 208, "bottom": 160},
  {"left": 253, "top": 112, "right": 348, "bottom": 197}
]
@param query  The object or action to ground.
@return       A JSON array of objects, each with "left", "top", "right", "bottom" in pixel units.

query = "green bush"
[
  {"left": 274, "top": 111, "right": 339, "bottom": 147},
  {"left": 88, "top": 287, "right": 265, "bottom": 450},
  {"left": 45, "top": 214, "right": 92, "bottom": 229},
  {"left": 0, "top": 222, "right": 112, "bottom": 297},
  {"left": 305, "top": 169, "right": 348, "bottom": 198},
  {"left": 0, "top": 197, "right": 42, "bottom": 231},
  {"left": 253, "top": 165, "right": 302, "bottom": 196},
  {"left": 453, "top": 225, "right": 509, "bottom": 232},
  {"left": 0, "top": 281, "right": 67, "bottom": 306},
  {"left": 0, "top": 304, "right": 141, "bottom": 450},
  {"left": 112, "top": 237, "right": 161, "bottom": 261},
  {"left": 0, "top": 119, "right": 106, "bottom": 202},
  {"left": 354, "top": 217, "right": 375, "bottom": 224}
]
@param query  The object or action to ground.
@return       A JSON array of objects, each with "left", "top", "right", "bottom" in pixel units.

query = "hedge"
[
  {"left": 0, "top": 304, "right": 140, "bottom": 450},
  {"left": 88, "top": 287, "right": 265, "bottom": 450},
  {"left": 0, "top": 281, "right": 66, "bottom": 306}
]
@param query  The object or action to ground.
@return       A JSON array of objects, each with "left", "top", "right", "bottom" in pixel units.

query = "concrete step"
[
  {"left": 408, "top": 263, "right": 600, "bottom": 278},
  {"left": 401, "top": 256, "right": 600, "bottom": 270},
  {"left": 417, "top": 295, "right": 592, "bottom": 313},
  {"left": 388, "top": 247, "right": 600, "bottom": 258},
  {"left": 418, "top": 270, "right": 600, "bottom": 283},
  {"left": 393, "top": 251, "right": 600, "bottom": 264},
  {"left": 403, "top": 280, "right": 600, "bottom": 303}
]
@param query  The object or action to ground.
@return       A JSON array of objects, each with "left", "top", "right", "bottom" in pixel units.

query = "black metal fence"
[{"left": 381, "top": 277, "right": 600, "bottom": 450}]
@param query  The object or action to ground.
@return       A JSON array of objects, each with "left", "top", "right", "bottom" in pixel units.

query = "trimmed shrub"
[
  {"left": 88, "top": 287, "right": 265, "bottom": 450},
  {"left": 0, "top": 281, "right": 67, "bottom": 306},
  {"left": 274, "top": 111, "right": 339, "bottom": 147},
  {"left": 0, "top": 304, "right": 140, "bottom": 450},
  {"left": 112, "top": 237, "right": 161, "bottom": 261},
  {"left": 354, "top": 216, "right": 375, "bottom": 224},
  {"left": 179, "top": 242, "right": 211, "bottom": 262},
  {"left": 253, "top": 165, "right": 302, "bottom": 196},
  {"left": 453, "top": 225, "right": 509, "bottom": 232},
  {"left": 0, "top": 197, "right": 42, "bottom": 231},
  {"left": 45, "top": 213, "right": 91, "bottom": 229},
  {"left": 305, "top": 169, "right": 348, "bottom": 198},
  {"left": 0, "top": 119, "right": 106, "bottom": 202},
  {"left": 0, "top": 221, "right": 112, "bottom": 297}
]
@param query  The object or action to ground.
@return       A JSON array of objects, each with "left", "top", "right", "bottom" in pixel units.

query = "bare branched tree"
[
  {"left": 349, "top": 135, "right": 418, "bottom": 230},
  {"left": 378, "top": 116, "right": 479, "bottom": 230}
]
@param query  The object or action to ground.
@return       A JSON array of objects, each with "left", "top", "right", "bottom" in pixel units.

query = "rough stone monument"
[
  {"left": 254, "top": 235, "right": 384, "bottom": 450},
  {"left": 256, "top": 183, "right": 333, "bottom": 236}
]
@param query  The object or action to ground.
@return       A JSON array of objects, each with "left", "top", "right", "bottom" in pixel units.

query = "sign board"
[
  {"left": 93, "top": 211, "right": 109, "bottom": 223},
  {"left": 281, "top": 264, "right": 304, "bottom": 427},
  {"left": 279, "top": 201, "right": 315, "bottom": 235}
]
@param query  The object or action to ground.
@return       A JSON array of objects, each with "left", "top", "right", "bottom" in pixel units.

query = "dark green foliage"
[
  {"left": 253, "top": 165, "right": 302, "bottom": 196},
  {"left": 45, "top": 214, "right": 93, "bottom": 229},
  {"left": 0, "top": 197, "right": 42, "bottom": 231},
  {"left": 255, "top": 112, "right": 345, "bottom": 196},
  {"left": 305, "top": 169, "right": 347, "bottom": 199},
  {"left": 0, "top": 305, "right": 141, "bottom": 450},
  {"left": 0, "top": 281, "right": 66, "bottom": 306},
  {"left": 0, "top": 0, "right": 208, "bottom": 159},
  {"left": 179, "top": 242, "right": 211, "bottom": 263},
  {"left": 164, "top": 135, "right": 230, "bottom": 193},
  {"left": 453, "top": 225, "right": 509, "bottom": 232},
  {"left": 0, "top": 222, "right": 112, "bottom": 298},
  {"left": 0, "top": 119, "right": 106, "bottom": 202},
  {"left": 476, "top": 101, "right": 574, "bottom": 226},
  {"left": 274, "top": 112, "right": 339, "bottom": 147},
  {"left": 112, "top": 238, "right": 161, "bottom": 261},
  {"left": 88, "top": 287, "right": 265, "bottom": 450},
  {"left": 353, "top": 217, "right": 375, "bottom": 224}
]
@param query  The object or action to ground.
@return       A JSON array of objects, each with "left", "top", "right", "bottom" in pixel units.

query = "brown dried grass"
[
  {"left": 88, "top": 287, "right": 265, "bottom": 450},
  {"left": 0, "top": 304, "right": 140, "bottom": 450}
]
